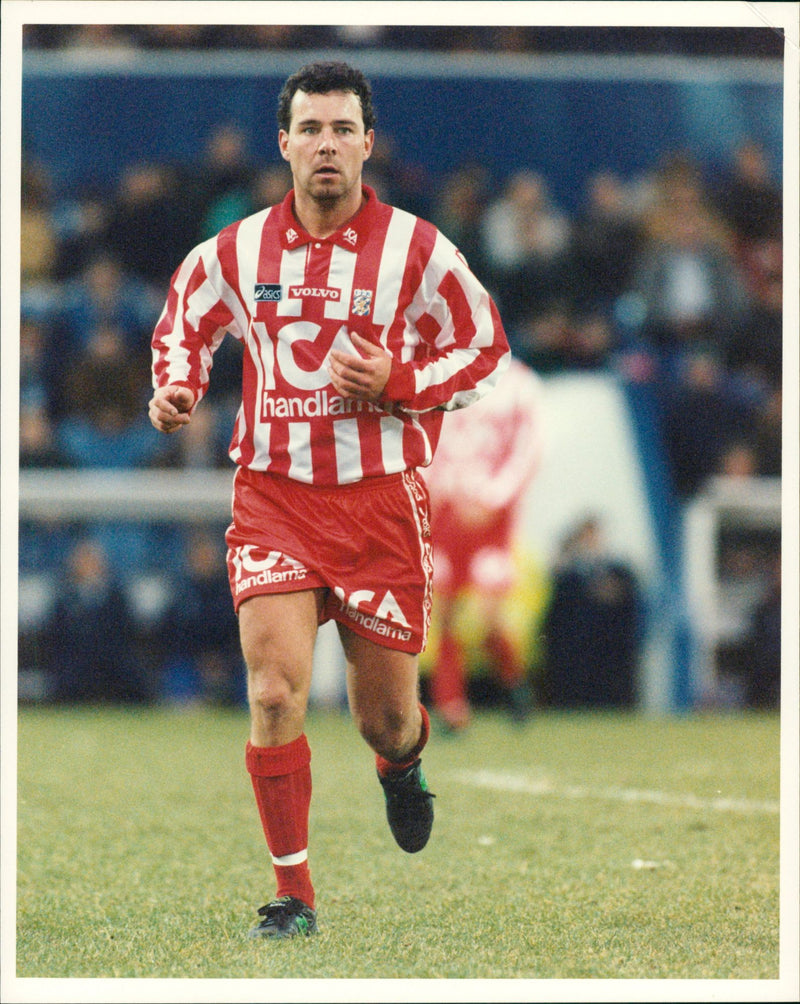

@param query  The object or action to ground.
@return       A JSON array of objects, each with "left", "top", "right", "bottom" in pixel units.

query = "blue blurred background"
[{"left": 16, "top": 23, "right": 786, "bottom": 716}]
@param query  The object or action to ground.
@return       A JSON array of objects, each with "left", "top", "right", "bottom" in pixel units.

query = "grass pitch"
[{"left": 12, "top": 704, "right": 784, "bottom": 993}]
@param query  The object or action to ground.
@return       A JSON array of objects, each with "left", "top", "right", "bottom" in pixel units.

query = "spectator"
[
  {"left": 43, "top": 538, "right": 151, "bottom": 703},
  {"left": 160, "top": 527, "right": 245, "bottom": 706},
  {"left": 60, "top": 24, "right": 141, "bottom": 56},
  {"left": 483, "top": 169, "right": 571, "bottom": 269},
  {"left": 725, "top": 235, "right": 782, "bottom": 392},
  {"left": 21, "top": 158, "right": 58, "bottom": 284},
  {"left": 482, "top": 170, "right": 572, "bottom": 329},
  {"left": 432, "top": 164, "right": 492, "bottom": 287},
  {"left": 712, "top": 534, "right": 779, "bottom": 708},
  {"left": 661, "top": 348, "right": 758, "bottom": 498},
  {"left": 717, "top": 440, "right": 760, "bottom": 480},
  {"left": 202, "top": 164, "right": 292, "bottom": 240},
  {"left": 567, "top": 170, "right": 644, "bottom": 312},
  {"left": 628, "top": 152, "right": 747, "bottom": 359},
  {"left": 361, "top": 132, "right": 432, "bottom": 218},
  {"left": 61, "top": 324, "right": 146, "bottom": 421},
  {"left": 250, "top": 165, "right": 293, "bottom": 208},
  {"left": 193, "top": 122, "right": 258, "bottom": 240},
  {"left": 102, "top": 162, "right": 197, "bottom": 285},
  {"left": 57, "top": 324, "right": 163, "bottom": 468},
  {"left": 542, "top": 516, "right": 642, "bottom": 709},
  {"left": 509, "top": 304, "right": 573, "bottom": 373},
  {"left": 751, "top": 388, "right": 782, "bottom": 478},
  {"left": 332, "top": 26, "right": 389, "bottom": 49},
  {"left": 19, "top": 402, "right": 67, "bottom": 468},
  {"left": 567, "top": 310, "right": 617, "bottom": 370},
  {"left": 58, "top": 252, "right": 163, "bottom": 356},
  {"left": 743, "top": 553, "right": 780, "bottom": 710},
  {"left": 712, "top": 139, "right": 782, "bottom": 246},
  {"left": 20, "top": 316, "right": 59, "bottom": 415},
  {"left": 50, "top": 185, "right": 112, "bottom": 281},
  {"left": 510, "top": 307, "right": 616, "bottom": 374}
]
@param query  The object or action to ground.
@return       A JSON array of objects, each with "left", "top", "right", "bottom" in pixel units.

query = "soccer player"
[
  {"left": 422, "top": 357, "right": 544, "bottom": 731},
  {"left": 149, "top": 61, "right": 510, "bottom": 939}
]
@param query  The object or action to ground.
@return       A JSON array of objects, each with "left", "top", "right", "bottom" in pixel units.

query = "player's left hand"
[{"left": 328, "top": 332, "right": 392, "bottom": 402}]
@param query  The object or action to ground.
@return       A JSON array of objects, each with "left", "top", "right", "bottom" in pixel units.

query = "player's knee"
[
  {"left": 249, "top": 675, "right": 290, "bottom": 717},
  {"left": 355, "top": 707, "right": 416, "bottom": 761},
  {"left": 246, "top": 659, "right": 307, "bottom": 721}
]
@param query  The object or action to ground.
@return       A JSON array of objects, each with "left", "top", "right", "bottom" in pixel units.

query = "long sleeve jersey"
[{"left": 151, "top": 185, "right": 510, "bottom": 486}]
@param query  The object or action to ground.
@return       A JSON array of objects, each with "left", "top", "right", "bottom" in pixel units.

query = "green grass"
[{"left": 13, "top": 705, "right": 783, "bottom": 984}]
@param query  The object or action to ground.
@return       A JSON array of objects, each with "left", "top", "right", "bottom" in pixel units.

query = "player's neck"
[{"left": 292, "top": 187, "right": 365, "bottom": 240}]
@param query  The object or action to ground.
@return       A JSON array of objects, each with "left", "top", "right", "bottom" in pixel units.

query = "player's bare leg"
[
  {"left": 339, "top": 626, "right": 435, "bottom": 853},
  {"left": 239, "top": 590, "right": 321, "bottom": 746},
  {"left": 338, "top": 626, "right": 421, "bottom": 760},
  {"left": 239, "top": 591, "right": 322, "bottom": 938}
]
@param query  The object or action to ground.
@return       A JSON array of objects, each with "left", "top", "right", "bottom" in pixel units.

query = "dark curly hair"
[{"left": 277, "top": 61, "right": 376, "bottom": 133}]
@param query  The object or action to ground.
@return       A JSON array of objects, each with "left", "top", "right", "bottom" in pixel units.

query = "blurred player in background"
[
  {"left": 423, "top": 357, "right": 544, "bottom": 731},
  {"left": 149, "top": 61, "right": 509, "bottom": 939}
]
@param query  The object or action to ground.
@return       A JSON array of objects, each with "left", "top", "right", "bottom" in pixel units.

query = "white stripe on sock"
[{"left": 271, "top": 849, "right": 308, "bottom": 867}]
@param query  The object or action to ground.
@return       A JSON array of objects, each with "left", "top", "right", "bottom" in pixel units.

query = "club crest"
[{"left": 352, "top": 289, "right": 373, "bottom": 317}]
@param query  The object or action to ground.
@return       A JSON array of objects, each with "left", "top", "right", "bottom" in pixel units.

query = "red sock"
[
  {"left": 246, "top": 735, "right": 315, "bottom": 909},
  {"left": 431, "top": 629, "right": 468, "bottom": 709},
  {"left": 485, "top": 630, "right": 524, "bottom": 688},
  {"left": 375, "top": 702, "right": 430, "bottom": 777}
]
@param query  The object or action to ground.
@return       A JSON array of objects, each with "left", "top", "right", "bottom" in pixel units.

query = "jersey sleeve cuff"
[{"left": 381, "top": 358, "right": 416, "bottom": 405}]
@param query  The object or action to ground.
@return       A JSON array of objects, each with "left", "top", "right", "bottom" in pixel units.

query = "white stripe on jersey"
[
  {"left": 234, "top": 210, "right": 271, "bottom": 332},
  {"left": 434, "top": 349, "right": 511, "bottom": 412},
  {"left": 287, "top": 422, "right": 313, "bottom": 482},
  {"left": 379, "top": 413, "right": 407, "bottom": 472},
  {"left": 422, "top": 234, "right": 465, "bottom": 350},
  {"left": 228, "top": 402, "right": 247, "bottom": 465},
  {"left": 404, "top": 229, "right": 450, "bottom": 329},
  {"left": 250, "top": 418, "right": 272, "bottom": 469},
  {"left": 245, "top": 319, "right": 274, "bottom": 469},
  {"left": 185, "top": 279, "right": 227, "bottom": 386},
  {"left": 244, "top": 317, "right": 274, "bottom": 468},
  {"left": 153, "top": 247, "right": 206, "bottom": 387},
  {"left": 326, "top": 245, "right": 357, "bottom": 322},
  {"left": 277, "top": 247, "right": 308, "bottom": 318},
  {"left": 333, "top": 417, "right": 363, "bottom": 482},
  {"left": 373, "top": 208, "right": 416, "bottom": 337}
]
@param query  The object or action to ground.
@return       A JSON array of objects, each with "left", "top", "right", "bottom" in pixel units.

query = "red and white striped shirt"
[{"left": 151, "top": 186, "right": 509, "bottom": 486}]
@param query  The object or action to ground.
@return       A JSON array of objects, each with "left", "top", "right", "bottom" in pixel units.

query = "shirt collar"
[{"left": 277, "top": 185, "right": 378, "bottom": 252}]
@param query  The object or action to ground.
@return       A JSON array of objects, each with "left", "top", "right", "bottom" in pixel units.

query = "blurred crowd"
[
  {"left": 21, "top": 24, "right": 784, "bottom": 57},
  {"left": 18, "top": 84, "right": 783, "bottom": 711}
]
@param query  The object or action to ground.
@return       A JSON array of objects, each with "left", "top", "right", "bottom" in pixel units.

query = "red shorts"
[
  {"left": 432, "top": 503, "right": 516, "bottom": 597},
  {"left": 225, "top": 467, "right": 433, "bottom": 654}
]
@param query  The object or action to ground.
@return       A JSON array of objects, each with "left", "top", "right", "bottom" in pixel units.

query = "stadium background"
[{"left": 16, "top": 21, "right": 786, "bottom": 716}]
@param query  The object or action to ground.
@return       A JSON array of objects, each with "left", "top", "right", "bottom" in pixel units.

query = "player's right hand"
[{"left": 148, "top": 384, "right": 196, "bottom": 433}]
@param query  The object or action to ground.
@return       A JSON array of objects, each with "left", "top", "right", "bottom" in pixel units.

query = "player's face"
[{"left": 279, "top": 89, "right": 374, "bottom": 206}]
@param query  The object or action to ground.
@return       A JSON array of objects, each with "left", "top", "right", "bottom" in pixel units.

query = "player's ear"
[
  {"left": 363, "top": 129, "right": 375, "bottom": 162},
  {"left": 278, "top": 130, "right": 290, "bottom": 161}
]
